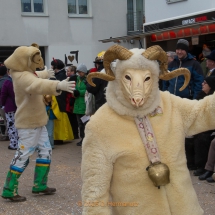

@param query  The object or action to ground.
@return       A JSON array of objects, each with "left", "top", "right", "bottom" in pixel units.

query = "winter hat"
[
  {"left": 205, "top": 50, "right": 215, "bottom": 62},
  {"left": 94, "top": 51, "right": 105, "bottom": 64},
  {"left": 89, "top": 68, "right": 97, "bottom": 73},
  {"left": 205, "top": 76, "right": 215, "bottom": 91},
  {"left": 176, "top": 39, "right": 189, "bottom": 52},
  {"left": 77, "top": 63, "right": 87, "bottom": 73},
  {"left": 0, "top": 66, "right": 7, "bottom": 76}
]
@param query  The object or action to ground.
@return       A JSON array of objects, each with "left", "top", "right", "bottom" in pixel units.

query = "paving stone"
[{"left": 0, "top": 139, "right": 215, "bottom": 214}]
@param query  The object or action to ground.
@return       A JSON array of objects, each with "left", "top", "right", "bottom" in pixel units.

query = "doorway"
[{"left": 0, "top": 46, "right": 45, "bottom": 66}]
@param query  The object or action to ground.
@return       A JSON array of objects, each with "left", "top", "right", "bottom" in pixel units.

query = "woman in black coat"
[{"left": 50, "top": 59, "right": 68, "bottom": 144}]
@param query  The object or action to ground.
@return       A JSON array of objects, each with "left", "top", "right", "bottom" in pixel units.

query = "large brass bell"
[{"left": 146, "top": 161, "right": 170, "bottom": 189}]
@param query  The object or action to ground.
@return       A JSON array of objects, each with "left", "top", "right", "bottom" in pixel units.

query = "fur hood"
[{"left": 4, "top": 46, "right": 41, "bottom": 73}]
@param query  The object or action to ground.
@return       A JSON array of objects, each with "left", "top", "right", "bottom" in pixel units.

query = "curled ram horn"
[
  {"left": 159, "top": 68, "right": 190, "bottom": 91},
  {"left": 87, "top": 45, "right": 133, "bottom": 87},
  {"left": 87, "top": 72, "right": 115, "bottom": 87},
  {"left": 103, "top": 44, "right": 133, "bottom": 77},
  {"left": 142, "top": 45, "right": 191, "bottom": 91}
]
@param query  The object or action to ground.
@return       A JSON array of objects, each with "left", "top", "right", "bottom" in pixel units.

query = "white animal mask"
[{"left": 121, "top": 69, "right": 153, "bottom": 107}]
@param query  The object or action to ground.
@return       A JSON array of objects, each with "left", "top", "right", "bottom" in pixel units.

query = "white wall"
[
  {"left": 0, "top": 0, "right": 129, "bottom": 69},
  {"left": 145, "top": 0, "right": 215, "bottom": 24}
]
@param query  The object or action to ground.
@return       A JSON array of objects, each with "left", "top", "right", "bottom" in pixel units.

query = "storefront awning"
[
  {"left": 147, "top": 20, "right": 215, "bottom": 42},
  {"left": 99, "top": 20, "right": 215, "bottom": 43},
  {"left": 98, "top": 33, "right": 146, "bottom": 43}
]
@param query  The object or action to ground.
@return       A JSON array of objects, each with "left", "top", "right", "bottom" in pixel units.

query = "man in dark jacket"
[
  {"left": 163, "top": 39, "right": 204, "bottom": 99},
  {"left": 86, "top": 52, "right": 108, "bottom": 111},
  {"left": 163, "top": 39, "right": 204, "bottom": 171}
]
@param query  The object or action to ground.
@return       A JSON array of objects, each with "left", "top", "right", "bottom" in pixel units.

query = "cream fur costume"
[
  {"left": 2, "top": 44, "right": 74, "bottom": 201},
  {"left": 4, "top": 45, "right": 61, "bottom": 128},
  {"left": 81, "top": 45, "right": 212, "bottom": 215}
]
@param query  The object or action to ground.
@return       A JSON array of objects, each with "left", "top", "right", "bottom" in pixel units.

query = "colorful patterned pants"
[
  {"left": 5, "top": 111, "right": 18, "bottom": 149},
  {"left": 2, "top": 126, "right": 52, "bottom": 197}
]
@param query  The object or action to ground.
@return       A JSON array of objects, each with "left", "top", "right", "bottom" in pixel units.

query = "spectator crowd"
[
  {"left": 0, "top": 50, "right": 107, "bottom": 149},
  {"left": 163, "top": 38, "right": 215, "bottom": 183},
  {"left": 1, "top": 39, "right": 215, "bottom": 203}
]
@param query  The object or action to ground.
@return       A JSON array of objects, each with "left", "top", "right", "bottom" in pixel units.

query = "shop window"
[
  {"left": 21, "top": 0, "right": 47, "bottom": 15},
  {"left": 68, "top": 0, "right": 91, "bottom": 17},
  {"left": 166, "top": 0, "right": 187, "bottom": 4}
]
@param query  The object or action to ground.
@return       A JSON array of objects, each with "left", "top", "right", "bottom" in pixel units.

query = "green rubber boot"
[
  {"left": 32, "top": 159, "right": 54, "bottom": 193},
  {"left": 2, "top": 169, "right": 22, "bottom": 198}
]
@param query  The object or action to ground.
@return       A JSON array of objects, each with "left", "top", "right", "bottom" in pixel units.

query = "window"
[
  {"left": 68, "top": 0, "right": 91, "bottom": 17},
  {"left": 21, "top": 0, "right": 47, "bottom": 15},
  {"left": 127, "top": 0, "right": 145, "bottom": 32},
  {"left": 166, "top": 0, "right": 187, "bottom": 4}
]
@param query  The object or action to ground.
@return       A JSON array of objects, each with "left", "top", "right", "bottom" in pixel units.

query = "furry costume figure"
[
  {"left": 1, "top": 44, "right": 75, "bottom": 202},
  {"left": 81, "top": 45, "right": 214, "bottom": 215}
]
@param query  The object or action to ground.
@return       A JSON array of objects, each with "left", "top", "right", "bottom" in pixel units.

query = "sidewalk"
[{"left": 0, "top": 139, "right": 215, "bottom": 215}]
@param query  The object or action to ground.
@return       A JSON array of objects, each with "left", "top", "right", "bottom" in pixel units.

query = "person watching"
[
  {"left": 162, "top": 39, "right": 204, "bottom": 171},
  {"left": 205, "top": 50, "right": 215, "bottom": 77},
  {"left": 65, "top": 65, "right": 79, "bottom": 139},
  {"left": 163, "top": 39, "right": 204, "bottom": 99},
  {"left": 73, "top": 63, "right": 88, "bottom": 146},
  {"left": 86, "top": 51, "right": 108, "bottom": 112}
]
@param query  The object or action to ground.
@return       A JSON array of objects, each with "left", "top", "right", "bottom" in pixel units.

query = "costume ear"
[
  {"left": 31, "top": 43, "right": 39, "bottom": 49},
  {"left": 31, "top": 50, "right": 41, "bottom": 63},
  {"left": 28, "top": 50, "right": 44, "bottom": 70}
]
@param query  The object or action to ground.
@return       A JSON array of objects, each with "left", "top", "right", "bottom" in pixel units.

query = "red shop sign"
[{"left": 150, "top": 24, "right": 215, "bottom": 42}]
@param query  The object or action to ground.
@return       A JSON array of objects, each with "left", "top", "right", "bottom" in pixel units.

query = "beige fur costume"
[
  {"left": 81, "top": 45, "right": 212, "bottom": 215},
  {"left": 4, "top": 45, "right": 60, "bottom": 128},
  {"left": 1, "top": 44, "right": 75, "bottom": 201}
]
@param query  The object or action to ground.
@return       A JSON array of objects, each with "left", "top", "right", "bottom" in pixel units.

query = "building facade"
[
  {"left": 2, "top": 0, "right": 213, "bottom": 66},
  {"left": 0, "top": 0, "right": 130, "bottom": 68},
  {"left": 99, "top": 0, "right": 215, "bottom": 60},
  {"left": 144, "top": 0, "right": 215, "bottom": 59}
]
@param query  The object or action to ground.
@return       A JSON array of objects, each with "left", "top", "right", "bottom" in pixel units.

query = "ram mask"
[{"left": 87, "top": 45, "right": 190, "bottom": 108}]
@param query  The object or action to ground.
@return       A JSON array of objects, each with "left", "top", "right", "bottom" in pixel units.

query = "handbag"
[{"left": 85, "top": 91, "right": 95, "bottom": 116}]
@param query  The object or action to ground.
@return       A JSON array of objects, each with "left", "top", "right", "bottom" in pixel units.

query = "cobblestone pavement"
[{"left": 0, "top": 139, "right": 215, "bottom": 215}]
